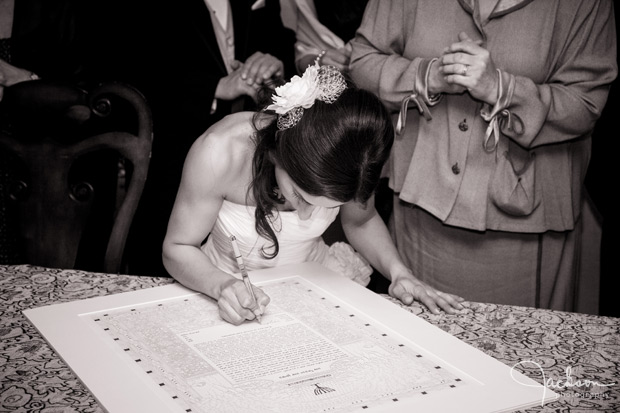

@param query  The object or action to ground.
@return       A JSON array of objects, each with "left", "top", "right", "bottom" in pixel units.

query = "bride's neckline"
[
  {"left": 221, "top": 199, "right": 337, "bottom": 217},
  {"left": 222, "top": 199, "right": 298, "bottom": 213}
]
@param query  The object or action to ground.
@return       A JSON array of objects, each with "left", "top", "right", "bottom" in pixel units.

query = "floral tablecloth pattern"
[
  {"left": 1, "top": 264, "right": 618, "bottom": 412},
  {"left": 386, "top": 298, "right": 620, "bottom": 413}
]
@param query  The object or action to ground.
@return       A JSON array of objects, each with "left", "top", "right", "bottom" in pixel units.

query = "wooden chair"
[{"left": 0, "top": 81, "right": 152, "bottom": 273}]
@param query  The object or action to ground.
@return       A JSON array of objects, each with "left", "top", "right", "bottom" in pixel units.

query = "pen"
[{"left": 229, "top": 235, "right": 262, "bottom": 323}]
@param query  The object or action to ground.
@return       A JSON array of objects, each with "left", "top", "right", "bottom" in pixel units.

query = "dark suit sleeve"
[
  {"left": 123, "top": 0, "right": 236, "bottom": 135},
  {"left": 243, "top": 0, "right": 297, "bottom": 80}
]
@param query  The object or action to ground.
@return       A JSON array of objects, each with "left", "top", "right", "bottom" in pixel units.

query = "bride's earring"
[{"left": 273, "top": 187, "right": 285, "bottom": 203}]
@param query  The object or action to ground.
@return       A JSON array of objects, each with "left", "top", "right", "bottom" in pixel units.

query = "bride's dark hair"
[{"left": 250, "top": 84, "right": 393, "bottom": 258}]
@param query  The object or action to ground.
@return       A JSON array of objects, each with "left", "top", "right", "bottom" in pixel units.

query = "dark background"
[{"left": 585, "top": 3, "right": 619, "bottom": 317}]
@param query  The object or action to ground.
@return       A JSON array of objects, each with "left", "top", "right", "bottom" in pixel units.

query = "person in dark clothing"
[{"left": 118, "top": 0, "right": 296, "bottom": 276}]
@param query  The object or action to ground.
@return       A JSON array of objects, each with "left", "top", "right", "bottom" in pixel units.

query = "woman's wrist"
[
  {"left": 314, "top": 50, "right": 326, "bottom": 65},
  {"left": 426, "top": 58, "right": 443, "bottom": 97},
  {"left": 296, "top": 54, "right": 317, "bottom": 74},
  {"left": 215, "top": 277, "right": 237, "bottom": 300},
  {"left": 386, "top": 261, "right": 415, "bottom": 283}
]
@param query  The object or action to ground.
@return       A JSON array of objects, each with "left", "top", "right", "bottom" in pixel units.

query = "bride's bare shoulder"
[
  {"left": 206, "top": 112, "right": 257, "bottom": 137},
  {"left": 185, "top": 112, "right": 266, "bottom": 181}
]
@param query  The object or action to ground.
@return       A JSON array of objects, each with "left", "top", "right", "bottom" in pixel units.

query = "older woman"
[{"left": 350, "top": 0, "right": 617, "bottom": 311}]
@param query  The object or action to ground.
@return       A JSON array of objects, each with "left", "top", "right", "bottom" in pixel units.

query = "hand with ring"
[
  {"left": 427, "top": 58, "right": 467, "bottom": 96},
  {"left": 439, "top": 32, "right": 499, "bottom": 105}
]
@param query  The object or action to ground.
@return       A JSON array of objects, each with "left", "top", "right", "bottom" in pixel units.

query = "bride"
[{"left": 163, "top": 64, "right": 464, "bottom": 325}]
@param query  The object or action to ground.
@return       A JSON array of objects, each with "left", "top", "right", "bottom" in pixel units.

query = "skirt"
[{"left": 390, "top": 195, "right": 600, "bottom": 312}]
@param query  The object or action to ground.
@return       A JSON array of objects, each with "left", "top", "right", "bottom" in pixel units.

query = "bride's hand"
[{"left": 217, "top": 278, "right": 270, "bottom": 325}]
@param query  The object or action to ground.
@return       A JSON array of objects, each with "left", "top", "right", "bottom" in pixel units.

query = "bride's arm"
[
  {"left": 340, "top": 198, "right": 463, "bottom": 314},
  {"left": 162, "top": 131, "right": 269, "bottom": 324}
]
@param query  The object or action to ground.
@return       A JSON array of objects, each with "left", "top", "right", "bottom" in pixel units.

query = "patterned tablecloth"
[{"left": 1, "top": 264, "right": 618, "bottom": 412}]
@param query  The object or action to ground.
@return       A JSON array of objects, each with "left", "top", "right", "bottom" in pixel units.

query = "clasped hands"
[
  {"left": 215, "top": 51, "right": 284, "bottom": 102},
  {"left": 428, "top": 32, "right": 499, "bottom": 105}
]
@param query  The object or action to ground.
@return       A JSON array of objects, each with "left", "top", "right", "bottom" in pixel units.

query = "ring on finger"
[{"left": 460, "top": 64, "right": 469, "bottom": 76}]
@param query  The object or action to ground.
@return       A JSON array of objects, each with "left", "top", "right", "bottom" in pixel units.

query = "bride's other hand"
[{"left": 389, "top": 270, "right": 465, "bottom": 315}]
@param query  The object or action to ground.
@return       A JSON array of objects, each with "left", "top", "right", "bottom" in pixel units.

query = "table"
[{"left": 1, "top": 264, "right": 619, "bottom": 412}]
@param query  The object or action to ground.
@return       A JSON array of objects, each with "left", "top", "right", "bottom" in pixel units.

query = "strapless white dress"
[{"left": 201, "top": 200, "right": 372, "bottom": 286}]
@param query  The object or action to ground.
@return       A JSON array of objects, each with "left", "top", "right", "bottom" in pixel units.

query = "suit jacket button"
[
  {"left": 452, "top": 162, "right": 460, "bottom": 174},
  {"left": 458, "top": 119, "right": 468, "bottom": 131}
]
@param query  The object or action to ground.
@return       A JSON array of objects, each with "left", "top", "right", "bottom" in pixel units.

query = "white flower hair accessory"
[{"left": 266, "top": 62, "right": 347, "bottom": 130}]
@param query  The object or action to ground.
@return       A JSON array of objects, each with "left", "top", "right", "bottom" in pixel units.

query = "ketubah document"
[{"left": 24, "top": 262, "right": 557, "bottom": 413}]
